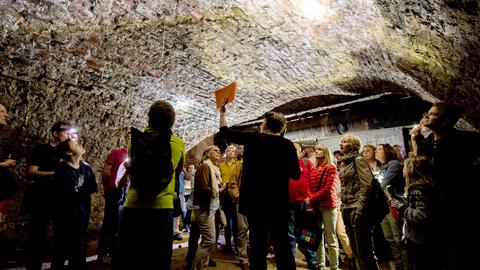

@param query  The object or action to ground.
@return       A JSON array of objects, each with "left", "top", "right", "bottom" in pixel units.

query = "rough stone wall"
[{"left": 1, "top": 0, "right": 479, "bottom": 232}]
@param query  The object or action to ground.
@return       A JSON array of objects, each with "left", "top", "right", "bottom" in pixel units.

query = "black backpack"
[{"left": 129, "top": 127, "right": 173, "bottom": 198}]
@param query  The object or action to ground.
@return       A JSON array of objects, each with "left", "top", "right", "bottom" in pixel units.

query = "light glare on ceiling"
[
  {"left": 300, "top": 0, "right": 329, "bottom": 18},
  {"left": 174, "top": 97, "right": 194, "bottom": 110}
]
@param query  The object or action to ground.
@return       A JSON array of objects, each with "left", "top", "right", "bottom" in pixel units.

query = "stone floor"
[
  {"left": 93, "top": 230, "right": 391, "bottom": 270},
  {"left": 2, "top": 230, "right": 391, "bottom": 270}
]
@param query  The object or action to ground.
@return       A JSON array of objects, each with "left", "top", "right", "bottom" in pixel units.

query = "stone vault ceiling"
[{"left": 1, "top": 0, "right": 479, "bottom": 153}]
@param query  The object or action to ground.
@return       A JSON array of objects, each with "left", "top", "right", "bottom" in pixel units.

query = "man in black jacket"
[
  {"left": 415, "top": 102, "right": 479, "bottom": 269},
  {"left": 219, "top": 106, "right": 300, "bottom": 270}
]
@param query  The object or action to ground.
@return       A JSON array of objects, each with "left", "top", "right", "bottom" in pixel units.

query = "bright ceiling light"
[
  {"left": 300, "top": 0, "right": 329, "bottom": 19},
  {"left": 174, "top": 97, "right": 194, "bottom": 110}
]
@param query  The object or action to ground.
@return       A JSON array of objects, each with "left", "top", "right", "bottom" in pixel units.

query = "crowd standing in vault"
[{"left": 0, "top": 99, "right": 479, "bottom": 270}]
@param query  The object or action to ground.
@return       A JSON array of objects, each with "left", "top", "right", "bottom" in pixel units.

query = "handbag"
[
  {"left": 366, "top": 179, "right": 390, "bottom": 224},
  {"left": 296, "top": 165, "right": 327, "bottom": 250},
  {"left": 297, "top": 209, "right": 323, "bottom": 250},
  {"left": 353, "top": 157, "right": 389, "bottom": 224}
]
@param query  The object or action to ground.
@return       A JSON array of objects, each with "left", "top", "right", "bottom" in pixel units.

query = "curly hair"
[
  {"left": 148, "top": 100, "right": 176, "bottom": 130},
  {"left": 403, "top": 156, "right": 436, "bottom": 191}
]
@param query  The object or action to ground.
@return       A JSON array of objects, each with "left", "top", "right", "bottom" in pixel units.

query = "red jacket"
[
  {"left": 289, "top": 159, "right": 312, "bottom": 203},
  {"left": 309, "top": 163, "right": 339, "bottom": 209}
]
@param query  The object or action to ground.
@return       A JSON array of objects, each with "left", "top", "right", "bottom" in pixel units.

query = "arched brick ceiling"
[{"left": 1, "top": 0, "right": 479, "bottom": 156}]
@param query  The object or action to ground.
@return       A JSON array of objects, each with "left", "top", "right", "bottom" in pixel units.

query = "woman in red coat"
[{"left": 306, "top": 145, "right": 340, "bottom": 270}]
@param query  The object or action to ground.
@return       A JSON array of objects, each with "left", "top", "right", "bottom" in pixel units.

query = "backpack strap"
[{"left": 315, "top": 165, "right": 328, "bottom": 192}]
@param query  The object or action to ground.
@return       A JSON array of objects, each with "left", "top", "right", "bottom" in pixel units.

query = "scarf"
[
  {"left": 203, "top": 159, "right": 222, "bottom": 196},
  {"left": 343, "top": 151, "right": 358, "bottom": 164}
]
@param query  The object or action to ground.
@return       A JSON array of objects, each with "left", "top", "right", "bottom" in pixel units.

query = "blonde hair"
[
  {"left": 225, "top": 145, "right": 237, "bottom": 152},
  {"left": 315, "top": 144, "right": 335, "bottom": 166},
  {"left": 340, "top": 134, "right": 362, "bottom": 152}
]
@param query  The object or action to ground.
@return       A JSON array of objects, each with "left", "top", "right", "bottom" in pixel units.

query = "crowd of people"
[{"left": 0, "top": 99, "right": 478, "bottom": 270}]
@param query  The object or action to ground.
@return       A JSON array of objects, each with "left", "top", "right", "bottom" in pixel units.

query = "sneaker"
[{"left": 173, "top": 233, "right": 183, "bottom": 241}]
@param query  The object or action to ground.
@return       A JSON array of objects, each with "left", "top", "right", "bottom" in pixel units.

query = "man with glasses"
[{"left": 23, "top": 120, "right": 74, "bottom": 270}]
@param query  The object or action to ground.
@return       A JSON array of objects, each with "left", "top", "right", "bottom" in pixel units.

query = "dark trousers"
[
  {"left": 97, "top": 189, "right": 122, "bottom": 256},
  {"left": 343, "top": 208, "right": 379, "bottom": 270},
  {"left": 51, "top": 207, "right": 90, "bottom": 270},
  {"left": 117, "top": 208, "right": 173, "bottom": 270},
  {"left": 288, "top": 202, "right": 317, "bottom": 270},
  {"left": 407, "top": 239, "right": 446, "bottom": 270},
  {"left": 248, "top": 211, "right": 295, "bottom": 270},
  {"left": 221, "top": 193, "right": 238, "bottom": 248},
  {"left": 25, "top": 210, "right": 54, "bottom": 270}
]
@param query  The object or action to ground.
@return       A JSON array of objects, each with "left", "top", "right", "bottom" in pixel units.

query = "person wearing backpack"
[{"left": 117, "top": 100, "right": 185, "bottom": 270}]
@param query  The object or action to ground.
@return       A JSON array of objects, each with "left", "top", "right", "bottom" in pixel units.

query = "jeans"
[
  {"left": 316, "top": 207, "right": 339, "bottom": 270},
  {"left": 236, "top": 203, "right": 249, "bottom": 265},
  {"left": 221, "top": 193, "right": 238, "bottom": 248},
  {"left": 192, "top": 208, "right": 216, "bottom": 270},
  {"left": 97, "top": 189, "right": 122, "bottom": 256},
  {"left": 249, "top": 210, "right": 295, "bottom": 270},
  {"left": 185, "top": 214, "right": 200, "bottom": 270},
  {"left": 380, "top": 213, "right": 409, "bottom": 270}
]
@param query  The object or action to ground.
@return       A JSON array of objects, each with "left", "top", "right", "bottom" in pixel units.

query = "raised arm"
[
  {"left": 220, "top": 105, "right": 228, "bottom": 128},
  {"left": 219, "top": 105, "right": 254, "bottom": 145}
]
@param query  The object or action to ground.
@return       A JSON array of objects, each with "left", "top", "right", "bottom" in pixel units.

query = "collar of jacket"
[{"left": 343, "top": 151, "right": 359, "bottom": 164}]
